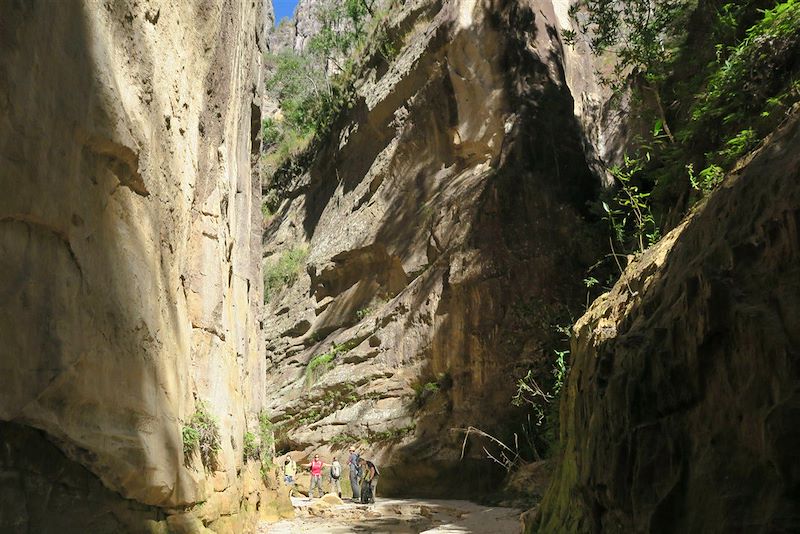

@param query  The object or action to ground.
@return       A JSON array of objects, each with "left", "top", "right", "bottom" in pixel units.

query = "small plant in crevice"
[
  {"left": 511, "top": 321, "right": 573, "bottom": 460},
  {"left": 284, "top": 383, "right": 372, "bottom": 432},
  {"left": 243, "top": 431, "right": 259, "bottom": 462},
  {"left": 258, "top": 412, "right": 275, "bottom": 469},
  {"left": 182, "top": 426, "right": 200, "bottom": 460},
  {"left": 355, "top": 305, "right": 374, "bottom": 321},
  {"left": 412, "top": 372, "right": 451, "bottom": 408},
  {"left": 328, "top": 432, "right": 360, "bottom": 447},
  {"left": 370, "top": 425, "right": 414, "bottom": 442},
  {"left": 261, "top": 189, "right": 281, "bottom": 219},
  {"left": 183, "top": 401, "right": 222, "bottom": 471},
  {"left": 327, "top": 425, "right": 414, "bottom": 447},
  {"left": 263, "top": 245, "right": 308, "bottom": 303},
  {"left": 604, "top": 153, "right": 661, "bottom": 255},
  {"left": 242, "top": 412, "right": 276, "bottom": 470},
  {"left": 583, "top": 276, "right": 600, "bottom": 310},
  {"left": 321, "top": 383, "right": 359, "bottom": 408},
  {"left": 686, "top": 163, "right": 724, "bottom": 195},
  {"left": 295, "top": 407, "right": 325, "bottom": 427},
  {"left": 304, "top": 337, "right": 365, "bottom": 387},
  {"left": 305, "top": 353, "right": 336, "bottom": 387}
]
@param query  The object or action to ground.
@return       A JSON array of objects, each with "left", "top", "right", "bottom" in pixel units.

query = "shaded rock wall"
[
  {"left": 262, "top": 0, "right": 607, "bottom": 497},
  {"left": 534, "top": 112, "right": 800, "bottom": 532},
  {"left": 0, "top": 0, "right": 279, "bottom": 531}
]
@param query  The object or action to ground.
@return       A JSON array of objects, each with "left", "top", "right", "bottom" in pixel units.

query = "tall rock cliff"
[
  {"left": 261, "top": 0, "right": 612, "bottom": 496},
  {"left": 0, "top": 1, "right": 282, "bottom": 532},
  {"left": 534, "top": 111, "right": 800, "bottom": 532}
]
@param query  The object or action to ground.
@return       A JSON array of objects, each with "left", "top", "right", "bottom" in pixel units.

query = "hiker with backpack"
[
  {"left": 359, "top": 457, "right": 380, "bottom": 504},
  {"left": 329, "top": 457, "right": 343, "bottom": 498},
  {"left": 347, "top": 447, "right": 361, "bottom": 501}
]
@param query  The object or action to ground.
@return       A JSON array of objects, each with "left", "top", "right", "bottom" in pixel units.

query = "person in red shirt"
[{"left": 306, "top": 454, "right": 327, "bottom": 498}]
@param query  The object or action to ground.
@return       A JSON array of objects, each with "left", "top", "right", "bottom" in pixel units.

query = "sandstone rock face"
[
  {"left": 534, "top": 112, "right": 800, "bottom": 532},
  {"left": 0, "top": 0, "right": 279, "bottom": 531},
  {"left": 262, "top": 0, "right": 606, "bottom": 496}
]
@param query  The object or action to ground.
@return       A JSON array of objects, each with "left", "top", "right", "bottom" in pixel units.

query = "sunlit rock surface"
[
  {"left": 261, "top": 0, "right": 610, "bottom": 497},
  {"left": 0, "top": 0, "right": 283, "bottom": 531}
]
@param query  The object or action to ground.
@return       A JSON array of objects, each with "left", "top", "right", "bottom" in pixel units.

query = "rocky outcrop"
[
  {"left": 269, "top": 0, "right": 391, "bottom": 54},
  {"left": 0, "top": 1, "right": 283, "bottom": 532},
  {"left": 534, "top": 111, "right": 800, "bottom": 532},
  {"left": 262, "top": 0, "right": 608, "bottom": 496}
]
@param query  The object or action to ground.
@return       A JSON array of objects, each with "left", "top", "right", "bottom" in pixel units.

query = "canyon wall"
[
  {"left": 534, "top": 111, "right": 800, "bottom": 532},
  {"left": 0, "top": 1, "right": 284, "bottom": 532},
  {"left": 261, "top": 0, "right": 612, "bottom": 496}
]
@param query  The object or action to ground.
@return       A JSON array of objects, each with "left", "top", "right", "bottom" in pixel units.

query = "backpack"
[
  {"left": 366, "top": 460, "right": 380, "bottom": 477},
  {"left": 349, "top": 453, "right": 360, "bottom": 468},
  {"left": 331, "top": 462, "right": 341, "bottom": 479}
]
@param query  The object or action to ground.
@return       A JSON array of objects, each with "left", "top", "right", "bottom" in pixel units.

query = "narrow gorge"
[{"left": 1, "top": 0, "right": 798, "bottom": 533}]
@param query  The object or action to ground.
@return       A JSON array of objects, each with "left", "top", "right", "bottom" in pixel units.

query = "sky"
[{"left": 273, "top": 0, "right": 300, "bottom": 25}]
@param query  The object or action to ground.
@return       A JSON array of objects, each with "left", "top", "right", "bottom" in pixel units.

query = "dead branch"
[{"left": 452, "top": 426, "right": 524, "bottom": 472}]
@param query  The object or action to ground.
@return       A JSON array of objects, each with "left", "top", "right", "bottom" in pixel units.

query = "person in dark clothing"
[{"left": 359, "top": 458, "right": 379, "bottom": 504}]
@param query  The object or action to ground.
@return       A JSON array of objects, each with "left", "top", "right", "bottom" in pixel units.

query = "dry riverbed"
[{"left": 259, "top": 494, "right": 522, "bottom": 533}]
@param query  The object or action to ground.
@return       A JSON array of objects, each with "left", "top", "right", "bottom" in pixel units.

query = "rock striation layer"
[
  {"left": 0, "top": 1, "right": 283, "bottom": 532},
  {"left": 534, "top": 111, "right": 800, "bottom": 532},
  {"left": 262, "top": 0, "right": 609, "bottom": 496}
]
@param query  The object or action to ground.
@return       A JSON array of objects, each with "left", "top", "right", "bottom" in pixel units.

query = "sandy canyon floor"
[{"left": 259, "top": 495, "right": 522, "bottom": 533}]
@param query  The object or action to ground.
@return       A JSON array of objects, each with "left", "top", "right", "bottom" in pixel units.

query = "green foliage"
[
  {"left": 512, "top": 319, "right": 573, "bottom": 458},
  {"left": 286, "top": 383, "right": 370, "bottom": 432},
  {"left": 328, "top": 432, "right": 359, "bottom": 447},
  {"left": 680, "top": 0, "right": 800, "bottom": 191},
  {"left": 691, "top": 0, "right": 800, "bottom": 138},
  {"left": 262, "top": 0, "right": 373, "bottom": 167},
  {"left": 243, "top": 431, "right": 258, "bottom": 461},
  {"left": 583, "top": 276, "right": 599, "bottom": 309},
  {"left": 182, "top": 426, "right": 200, "bottom": 457},
  {"left": 308, "top": 0, "right": 377, "bottom": 63},
  {"left": 307, "top": 330, "right": 324, "bottom": 344},
  {"left": 305, "top": 352, "right": 335, "bottom": 385},
  {"left": 259, "top": 412, "right": 275, "bottom": 467},
  {"left": 241, "top": 412, "right": 275, "bottom": 469},
  {"left": 261, "top": 117, "right": 281, "bottom": 149},
  {"left": 303, "top": 337, "right": 363, "bottom": 386},
  {"left": 718, "top": 128, "right": 758, "bottom": 164},
  {"left": 183, "top": 401, "right": 222, "bottom": 471},
  {"left": 370, "top": 426, "right": 414, "bottom": 442},
  {"left": 262, "top": 0, "right": 406, "bottom": 203},
  {"left": 295, "top": 407, "right": 324, "bottom": 427},
  {"left": 568, "top": 0, "right": 800, "bottom": 240},
  {"left": 265, "top": 52, "right": 328, "bottom": 135},
  {"left": 687, "top": 163, "right": 724, "bottom": 194},
  {"left": 355, "top": 306, "right": 373, "bottom": 321},
  {"left": 552, "top": 350, "right": 568, "bottom": 397},
  {"left": 327, "top": 426, "right": 413, "bottom": 446},
  {"left": 565, "top": 0, "right": 689, "bottom": 90},
  {"left": 603, "top": 153, "right": 660, "bottom": 254},
  {"left": 322, "top": 383, "right": 359, "bottom": 407},
  {"left": 262, "top": 189, "right": 281, "bottom": 219},
  {"left": 413, "top": 372, "right": 451, "bottom": 408},
  {"left": 264, "top": 246, "right": 308, "bottom": 303}
]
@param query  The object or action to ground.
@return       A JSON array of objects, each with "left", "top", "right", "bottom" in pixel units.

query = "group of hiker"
[{"left": 282, "top": 446, "right": 380, "bottom": 504}]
